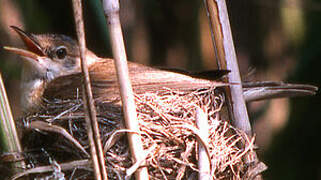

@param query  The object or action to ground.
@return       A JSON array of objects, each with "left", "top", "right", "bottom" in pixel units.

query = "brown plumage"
[
  {"left": 4, "top": 26, "right": 318, "bottom": 113},
  {"left": 44, "top": 59, "right": 228, "bottom": 103}
]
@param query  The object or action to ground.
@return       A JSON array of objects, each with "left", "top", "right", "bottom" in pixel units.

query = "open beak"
[{"left": 3, "top": 26, "right": 45, "bottom": 61}]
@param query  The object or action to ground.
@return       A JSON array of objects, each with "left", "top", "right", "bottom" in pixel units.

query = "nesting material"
[{"left": 16, "top": 87, "right": 257, "bottom": 179}]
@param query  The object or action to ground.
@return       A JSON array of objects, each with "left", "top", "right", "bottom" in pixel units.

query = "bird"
[{"left": 3, "top": 26, "right": 318, "bottom": 113}]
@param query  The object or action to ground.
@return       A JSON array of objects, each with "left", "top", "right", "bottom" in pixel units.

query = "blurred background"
[{"left": 0, "top": 0, "right": 320, "bottom": 179}]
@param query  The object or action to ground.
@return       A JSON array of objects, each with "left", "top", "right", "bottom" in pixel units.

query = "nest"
[{"left": 13, "top": 87, "right": 258, "bottom": 179}]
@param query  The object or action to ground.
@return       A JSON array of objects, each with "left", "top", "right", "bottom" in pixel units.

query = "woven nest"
[{"left": 14, "top": 87, "right": 258, "bottom": 179}]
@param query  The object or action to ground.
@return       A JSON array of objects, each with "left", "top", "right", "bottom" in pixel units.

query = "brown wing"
[{"left": 44, "top": 59, "right": 227, "bottom": 102}]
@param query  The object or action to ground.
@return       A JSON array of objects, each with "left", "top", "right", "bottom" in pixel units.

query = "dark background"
[{"left": 0, "top": 0, "right": 320, "bottom": 179}]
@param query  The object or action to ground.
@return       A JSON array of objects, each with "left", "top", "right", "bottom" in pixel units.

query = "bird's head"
[
  {"left": 4, "top": 26, "right": 100, "bottom": 112},
  {"left": 4, "top": 26, "right": 97, "bottom": 82}
]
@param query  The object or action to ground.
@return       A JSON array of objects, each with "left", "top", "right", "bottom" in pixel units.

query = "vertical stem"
[
  {"left": 196, "top": 107, "right": 210, "bottom": 180},
  {"left": 72, "top": 0, "right": 108, "bottom": 179},
  {"left": 203, "top": 0, "right": 252, "bottom": 136},
  {"left": 203, "top": 1, "right": 265, "bottom": 179},
  {"left": 102, "top": 0, "right": 149, "bottom": 179},
  {"left": 0, "top": 74, "right": 25, "bottom": 174}
]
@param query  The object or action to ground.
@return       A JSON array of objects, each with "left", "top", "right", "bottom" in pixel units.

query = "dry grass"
[{"left": 14, "top": 87, "right": 256, "bottom": 179}]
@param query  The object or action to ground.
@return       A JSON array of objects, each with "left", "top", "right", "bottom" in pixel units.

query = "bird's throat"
[
  {"left": 20, "top": 65, "right": 47, "bottom": 112},
  {"left": 20, "top": 78, "right": 45, "bottom": 112}
]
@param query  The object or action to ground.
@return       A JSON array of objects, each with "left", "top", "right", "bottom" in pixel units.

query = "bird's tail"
[{"left": 242, "top": 81, "right": 318, "bottom": 102}]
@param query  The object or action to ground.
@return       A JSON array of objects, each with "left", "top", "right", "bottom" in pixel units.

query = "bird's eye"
[{"left": 56, "top": 46, "right": 67, "bottom": 59}]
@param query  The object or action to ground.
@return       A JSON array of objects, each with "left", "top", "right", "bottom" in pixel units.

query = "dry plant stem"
[
  {"left": 71, "top": 0, "right": 108, "bottom": 180},
  {"left": 126, "top": 144, "right": 157, "bottom": 179},
  {"left": 196, "top": 107, "right": 210, "bottom": 180},
  {"left": 0, "top": 74, "right": 25, "bottom": 173},
  {"left": 203, "top": 0, "right": 265, "bottom": 179},
  {"left": 104, "top": 129, "right": 139, "bottom": 153},
  {"left": 102, "top": 0, "right": 149, "bottom": 179},
  {"left": 11, "top": 159, "right": 91, "bottom": 180},
  {"left": 203, "top": 0, "right": 251, "bottom": 135},
  {"left": 29, "top": 121, "right": 89, "bottom": 157}
]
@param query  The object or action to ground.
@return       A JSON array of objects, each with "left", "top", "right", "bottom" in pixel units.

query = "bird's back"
[{"left": 44, "top": 59, "right": 227, "bottom": 104}]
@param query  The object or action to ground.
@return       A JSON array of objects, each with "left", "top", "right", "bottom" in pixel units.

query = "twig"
[
  {"left": 125, "top": 144, "right": 156, "bottom": 179},
  {"left": 28, "top": 121, "right": 89, "bottom": 157},
  {"left": 171, "top": 124, "right": 211, "bottom": 165},
  {"left": 11, "top": 159, "right": 91, "bottom": 180},
  {"left": 196, "top": 107, "right": 211, "bottom": 180},
  {"left": 0, "top": 74, "right": 25, "bottom": 173},
  {"left": 71, "top": 0, "right": 108, "bottom": 179},
  {"left": 103, "top": 129, "right": 140, "bottom": 152},
  {"left": 101, "top": 0, "right": 149, "bottom": 179}
]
